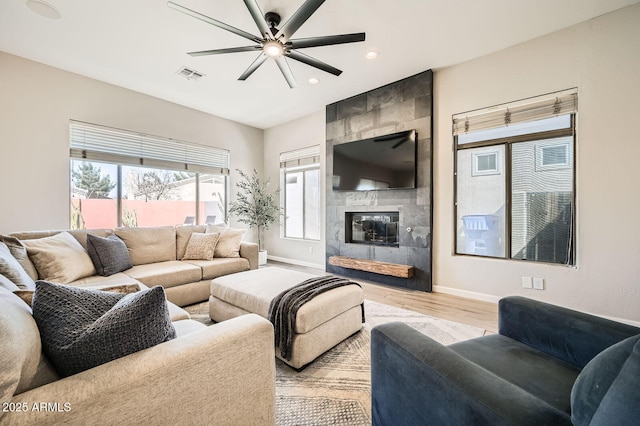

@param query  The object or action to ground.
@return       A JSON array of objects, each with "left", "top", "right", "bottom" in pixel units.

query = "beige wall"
[
  {"left": 434, "top": 4, "right": 640, "bottom": 322},
  {"left": 263, "top": 111, "right": 326, "bottom": 268},
  {"left": 262, "top": 4, "right": 640, "bottom": 322},
  {"left": 0, "top": 52, "right": 263, "bottom": 234}
]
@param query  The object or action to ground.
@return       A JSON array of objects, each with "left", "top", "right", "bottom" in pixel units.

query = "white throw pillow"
[{"left": 22, "top": 232, "right": 96, "bottom": 283}]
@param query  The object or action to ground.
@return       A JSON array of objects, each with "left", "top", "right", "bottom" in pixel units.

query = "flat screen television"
[{"left": 332, "top": 129, "right": 417, "bottom": 191}]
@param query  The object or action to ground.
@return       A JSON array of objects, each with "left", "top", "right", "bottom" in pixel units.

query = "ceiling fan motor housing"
[{"left": 265, "top": 11, "right": 281, "bottom": 31}]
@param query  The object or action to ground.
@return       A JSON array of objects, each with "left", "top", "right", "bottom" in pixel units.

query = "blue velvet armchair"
[{"left": 371, "top": 296, "right": 640, "bottom": 425}]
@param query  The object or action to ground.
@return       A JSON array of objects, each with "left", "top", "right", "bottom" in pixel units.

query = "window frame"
[
  {"left": 453, "top": 114, "right": 576, "bottom": 265},
  {"left": 282, "top": 163, "right": 321, "bottom": 241}
]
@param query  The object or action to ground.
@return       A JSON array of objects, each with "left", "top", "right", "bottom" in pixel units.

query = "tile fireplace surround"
[{"left": 325, "top": 69, "right": 433, "bottom": 292}]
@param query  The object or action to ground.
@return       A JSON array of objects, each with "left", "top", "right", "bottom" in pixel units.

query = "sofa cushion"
[
  {"left": 22, "top": 231, "right": 96, "bottom": 283},
  {"left": 13, "top": 283, "right": 141, "bottom": 307},
  {"left": 115, "top": 226, "right": 177, "bottom": 265},
  {"left": 184, "top": 257, "right": 250, "bottom": 280},
  {"left": 449, "top": 333, "right": 581, "bottom": 414},
  {"left": 1, "top": 235, "right": 39, "bottom": 281},
  {"left": 0, "top": 242, "right": 35, "bottom": 289},
  {"left": 0, "top": 288, "right": 59, "bottom": 413},
  {"left": 176, "top": 225, "right": 206, "bottom": 260},
  {"left": 571, "top": 334, "right": 640, "bottom": 426},
  {"left": 32, "top": 281, "right": 177, "bottom": 377},
  {"left": 87, "top": 234, "right": 133, "bottom": 276},
  {"left": 210, "top": 228, "right": 246, "bottom": 258},
  {"left": 10, "top": 229, "right": 113, "bottom": 250},
  {"left": 68, "top": 272, "right": 143, "bottom": 289},
  {"left": 182, "top": 232, "right": 220, "bottom": 260},
  {"left": 124, "top": 261, "right": 202, "bottom": 289}
]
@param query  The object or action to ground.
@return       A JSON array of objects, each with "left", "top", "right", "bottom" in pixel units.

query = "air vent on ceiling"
[{"left": 176, "top": 67, "right": 204, "bottom": 81}]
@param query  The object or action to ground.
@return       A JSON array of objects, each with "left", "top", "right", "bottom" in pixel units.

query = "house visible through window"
[
  {"left": 280, "top": 146, "right": 321, "bottom": 240},
  {"left": 69, "top": 121, "right": 229, "bottom": 229},
  {"left": 453, "top": 89, "right": 577, "bottom": 265}
]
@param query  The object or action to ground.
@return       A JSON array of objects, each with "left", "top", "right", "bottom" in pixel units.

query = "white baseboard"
[
  {"left": 267, "top": 255, "right": 325, "bottom": 271},
  {"left": 432, "top": 285, "right": 501, "bottom": 304},
  {"left": 434, "top": 285, "right": 640, "bottom": 327}
]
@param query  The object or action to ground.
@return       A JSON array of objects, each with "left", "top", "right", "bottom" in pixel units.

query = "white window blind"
[
  {"left": 69, "top": 120, "right": 230, "bottom": 174},
  {"left": 452, "top": 88, "right": 578, "bottom": 136},
  {"left": 280, "top": 145, "right": 321, "bottom": 169}
]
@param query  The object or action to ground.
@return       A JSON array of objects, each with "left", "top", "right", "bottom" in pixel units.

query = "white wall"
[
  {"left": 434, "top": 4, "right": 640, "bottom": 322},
  {"left": 0, "top": 52, "right": 263, "bottom": 234},
  {"left": 263, "top": 110, "right": 326, "bottom": 268},
  {"left": 262, "top": 4, "right": 640, "bottom": 323}
]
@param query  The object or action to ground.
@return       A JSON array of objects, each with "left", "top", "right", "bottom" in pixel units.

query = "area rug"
[{"left": 184, "top": 299, "right": 485, "bottom": 425}]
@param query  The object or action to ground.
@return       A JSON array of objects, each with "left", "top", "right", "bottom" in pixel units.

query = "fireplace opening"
[{"left": 346, "top": 212, "right": 400, "bottom": 247}]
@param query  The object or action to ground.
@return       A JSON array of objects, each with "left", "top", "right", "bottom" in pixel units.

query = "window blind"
[
  {"left": 279, "top": 145, "right": 321, "bottom": 169},
  {"left": 452, "top": 88, "right": 578, "bottom": 136},
  {"left": 69, "top": 120, "right": 230, "bottom": 174}
]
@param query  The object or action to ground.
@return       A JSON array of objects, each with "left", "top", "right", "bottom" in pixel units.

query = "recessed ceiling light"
[
  {"left": 365, "top": 50, "right": 379, "bottom": 60},
  {"left": 308, "top": 77, "right": 320, "bottom": 85},
  {"left": 25, "top": 0, "right": 62, "bottom": 20}
]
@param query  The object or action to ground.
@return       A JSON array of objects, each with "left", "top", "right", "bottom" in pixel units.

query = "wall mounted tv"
[{"left": 332, "top": 129, "right": 417, "bottom": 191}]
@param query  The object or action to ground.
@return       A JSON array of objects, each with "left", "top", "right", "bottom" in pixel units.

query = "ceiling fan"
[{"left": 168, "top": 0, "right": 366, "bottom": 88}]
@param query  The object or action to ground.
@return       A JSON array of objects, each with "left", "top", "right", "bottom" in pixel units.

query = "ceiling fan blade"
[
  {"left": 238, "top": 53, "right": 269, "bottom": 81},
  {"left": 287, "top": 50, "right": 342, "bottom": 76},
  {"left": 188, "top": 46, "right": 261, "bottom": 56},
  {"left": 288, "top": 33, "right": 366, "bottom": 49},
  {"left": 168, "top": 1, "right": 262, "bottom": 44},
  {"left": 275, "top": 57, "right": 297, "bottom": 88},
  {"left": 275, "top": 0, "right": 325, "bottom": 41},
  {"left": 243, "top": 0, "right": 272, "bottom": 40}
]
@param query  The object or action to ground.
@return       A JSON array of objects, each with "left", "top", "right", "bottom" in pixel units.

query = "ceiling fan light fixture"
[
  {"left": 308, "top": 77, "right": 320, "bottom": 85},
  {"left": 263, "top": 40, "right": 284, "bottom": 57},
  {"left": 366, "top": 50, "right": 379, "bottom": 60}
]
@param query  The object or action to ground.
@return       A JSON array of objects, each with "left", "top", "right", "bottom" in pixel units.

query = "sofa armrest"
[
  {"left": 240, "top": 242, "right": 259, "bottom": 270},
  {"left": 3, "top": 314, "right": 275, "bottom": 426},
  {"left": 371, "top": 322, "right": 570, "bottom": 426},
  {"left": 499, "top": 296, "right": 640, "bottom": 368}
]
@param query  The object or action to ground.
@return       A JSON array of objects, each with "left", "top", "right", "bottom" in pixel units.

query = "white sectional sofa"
[
  {"left": 0, "top": 286, "right": 276, "bottom": 426},
  {"left": 8, "top": 225, "right": 259, "bottom": 307},
  {"left": 0, "top": 225, "right": 274, "bottom": 425}
]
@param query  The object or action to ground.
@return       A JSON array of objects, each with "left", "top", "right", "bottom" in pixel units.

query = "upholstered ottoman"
[{"left": 209, "top": 267, "right": 364, "bottom": 369}]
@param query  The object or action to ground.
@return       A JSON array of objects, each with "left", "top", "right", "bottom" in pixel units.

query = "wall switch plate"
[
  {"left": 533, "top": 277, "right": 545, "bottom": 290},
  {"left": 522, "top": 276, "right": 533, "bottom": 289}
]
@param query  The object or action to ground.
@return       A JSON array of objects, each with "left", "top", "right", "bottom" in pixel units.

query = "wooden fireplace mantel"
[{"left": 329, "top": 256, "right": 414, "bottom": 279}]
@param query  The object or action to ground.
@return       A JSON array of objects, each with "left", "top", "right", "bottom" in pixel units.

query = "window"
[
  {"left": 453, "top": 89, "right": 577, "bottom": 265},
  {"left": 280, "top": 146, "right": 321, "bottom": 240},
  {"left": 69, "top": 121, "right": 229, "bottom": 228},
  {"left": 472, "top": 150, "right": 500, "bottom": 176}
]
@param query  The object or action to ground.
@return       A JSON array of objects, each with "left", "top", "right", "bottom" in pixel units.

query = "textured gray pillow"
[
  {"left": 32, "top": 281, "right": 176, "bottom": 377},
  {"left": 86, "top": 234, "right": 133, "bottom": 276}
]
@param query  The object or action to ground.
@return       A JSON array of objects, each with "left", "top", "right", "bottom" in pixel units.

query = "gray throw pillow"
[
  {"left": 86, "top": 234, "right": 133, "bottom": 276},
  {"left": 32, "top": 281, "right": 176, "bottom": 377}
]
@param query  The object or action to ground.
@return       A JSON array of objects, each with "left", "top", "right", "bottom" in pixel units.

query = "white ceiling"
[{"left": 1, "top": 0, "right": 638, "bottom": 129}]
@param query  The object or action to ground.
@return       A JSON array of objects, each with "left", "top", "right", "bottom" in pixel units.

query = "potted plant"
[{"left": 228, "top": 169, "right": 282, "bottom": 265}]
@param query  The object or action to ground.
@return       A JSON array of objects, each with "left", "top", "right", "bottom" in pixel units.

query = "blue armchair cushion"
[{"left": 571, "top": 334, "right": 640, "bottom": 426}]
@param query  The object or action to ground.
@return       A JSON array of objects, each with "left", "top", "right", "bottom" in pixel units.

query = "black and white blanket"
[{"left": 268, "top": 275, "right": 365, "bottom": 361}]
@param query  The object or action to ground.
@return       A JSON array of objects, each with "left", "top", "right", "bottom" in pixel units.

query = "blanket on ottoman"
[{"left": 268, "top": 275, "right": 364, "bottom": 360}]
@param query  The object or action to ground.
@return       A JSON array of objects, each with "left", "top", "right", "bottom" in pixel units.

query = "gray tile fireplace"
[{"left": 325, "top": 70, "right": 433, "bottom": 291}]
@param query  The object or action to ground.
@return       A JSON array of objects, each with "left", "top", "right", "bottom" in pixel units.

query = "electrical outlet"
[
  {"left": 533, "top": 277, "right": 545, "bottom": 290},
  {"left": 522, "top": 276, "right": 533, "bottom": 289}
]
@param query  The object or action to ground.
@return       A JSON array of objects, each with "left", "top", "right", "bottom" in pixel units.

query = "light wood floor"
[{"left": 268, "top": 261, "right": 499, "bottom": 334}]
